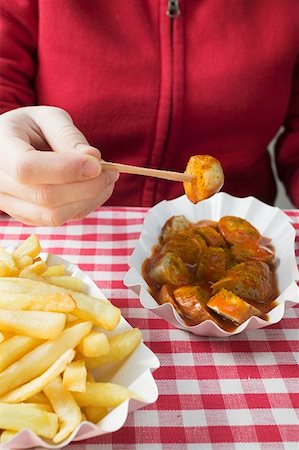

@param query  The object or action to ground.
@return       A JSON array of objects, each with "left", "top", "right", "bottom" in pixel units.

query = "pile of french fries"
[{"left": 0, "top": 235, "right": 142, "bottom": 444}]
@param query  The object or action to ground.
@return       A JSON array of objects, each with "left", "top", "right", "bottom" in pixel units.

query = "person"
[{"left": 0, "top": 0, "right": 298, "bottom": 226}]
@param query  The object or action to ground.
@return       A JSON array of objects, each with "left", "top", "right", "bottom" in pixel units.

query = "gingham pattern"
[{"left": 0, "top": 207, "right": 298, "bottom": 450}]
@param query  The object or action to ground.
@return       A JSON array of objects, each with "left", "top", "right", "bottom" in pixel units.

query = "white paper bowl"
[
  {"left": 1, "top": 253, "right": 160, "bottom": 449},
  {"left": 124, "top": 193, "right": 299, "bottom": 337}
]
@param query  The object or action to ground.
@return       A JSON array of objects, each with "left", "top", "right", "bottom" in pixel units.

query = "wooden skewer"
[{"left": 101, "top": 161, "right": 194, "bottom": 182}]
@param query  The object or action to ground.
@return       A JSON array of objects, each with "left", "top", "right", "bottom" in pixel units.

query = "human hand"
[{"left": 0, "top": 106, "right": 119, "bottom": 225}]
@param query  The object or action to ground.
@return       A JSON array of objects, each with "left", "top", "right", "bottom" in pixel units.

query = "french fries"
[
  {"left": 0, "top": 309, "right": 66, "bottom": 339},
  {"left": 0, "top": 277, "right": 121, "bottom": 331},
  {"left": 19, "top": 259, "right": 47, "bottom": 277},
  {"left": 0, "top": 291, "right": 75, "bottom": 312},
  {"left": 0, "top": 349, "right": 75, "bottom": 403},
  {"left": 43, "top": 264, "right": 66, "bottom": 276},
  {"left": 0, "top": 403, "right": 58, "bottom": 439},
  {"left": 43, "top": 376, "right": 82, "bottom": 443},
  {"left": 0, "top": 429, "right": 18, "bottom": 443},
  {"left": 0, "top": 261, "right": 13, "bottom": 277},
  {"left": 0, "top": 321, "right": 92, "bottom": 397},
  {"left": 0, "top": 335, "right": 41, "bottom": 372},
  {"left": 0, "top": 234, "right": 143, "bottom": 445},
  {"left": 77, "top": 330, "right": 110, "bottom": 357},
  {"left": 0, "top": 248, "right": 18, "bottom": 276},
  {"left": 13, "top": 234, "right": 41, "bottom": 262},
  {"left": 85, "top": 328, "right": 142, "bottom": 369},
  {"left": 42, "top": 275, "right": 86, "bottom": 292},
  {"left": 25, "top": 391, "right": 51, "bottom": 405},
  {"left": 73, "top": 382, "right": 139, "bottom": 408},
  {"left": 84, "top": 405, "right": 108, "bottom": 424},
  {"left": 62, "top": 360, "right": 87, "bottom": 392}
]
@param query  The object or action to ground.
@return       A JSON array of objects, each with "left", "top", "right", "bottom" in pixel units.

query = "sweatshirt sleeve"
[
  {"left": 0, "top": 0, "right": 38, "bottom": 113},
  {"left": 275, "top": 57, "right": 299, "bottom": 208}
]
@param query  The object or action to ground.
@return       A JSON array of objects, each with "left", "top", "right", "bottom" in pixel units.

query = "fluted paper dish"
[
  {"left": 1, "top": 253, "right": 160, "bottom": 449},
  {"left": 124, "top": 193, "right": 299, "bottom": 337}
]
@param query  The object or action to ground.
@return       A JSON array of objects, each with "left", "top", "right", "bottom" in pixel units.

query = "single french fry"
[
  {"left": 44, "top": 276, "right": 85, "bottom": 292},
  {"left": 14, "top": 272, "right": 42, "bottom": 283},
  {"left": 84, "top": 405, "right": 108, "bottom": 424},
  {"left": 19, "top": 260, "right": 47, "bottom": 277},
  {"left": 0, "top": 261, "right": 13, "bottom": 277},
  {"left": 14, "top": 255, "right": 33, "bottom": 270},
  {"left": 0, "top": 277, "right": 37, "bottom": 293},
  {"left": 85, "top": 328, "right": 142, "bottom": 369},
  {"left": 0, "top": 321, "right": 92, "bottom": 397},
  {"left": 13, "top": 234, "right": 41, "bottom": 261},
  {"left": 0, "top": 335, "right": 41, "bottom": 372},
  {"left": 0, "top": 291, "right": 75, "bottom": 312},
  {"left": 73, "top": 382, "right": 138, "bottom": 407},
  {"left": 77, "top": 330, "right": 110, "bottom": 358},
  {"left": 43, "top": 265, "right": 66, "bottom": 277},
  {"left": 62, "top": 360, "right": 87, "bottom": 392},
  {"left": 0, "top": 278, "right": 121, "bottom": 331},
  {"left": 43, "top": 376, "right": 82, "bottom": 443},
  {"left": 0, "top": 403, "right": 58, "bottom": 439},
  {"left": 24, "top": 402, "right": 53, "bottom": 412},
  {"left": 25, "top": 391, "right": 51, "bottom": 405},
  {"left": 0, "top": 430, "right": 18, "bottom": 443},
  {"left": 0, "top": 248, "right": 19, "bottom": 276},
  {"left": 72, "top": 291, "right": 121, "bottom": 331},
  {"left": 0, "top": 349, "right": 75, "bottom": 403},
  {"left": 0, "top": 309, "right": 66, "bottom": 339},
  {"left": 79, "top": 376, "right": 100, "bottom": 424}
]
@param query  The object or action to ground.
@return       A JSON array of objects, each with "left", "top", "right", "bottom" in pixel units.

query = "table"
[{"left": 0, "top": 207, "right": 298, "bottom": 450}]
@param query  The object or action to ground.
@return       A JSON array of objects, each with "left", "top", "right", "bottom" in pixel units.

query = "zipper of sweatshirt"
[
  {"left": 165, "top": 0, "right": 180, "bottom": 148},
  {"left": 141, "top": 0, "right": 181, "bottom": 205},
  {"left": 162, "top": 0, "right": 180, "bottom": 159},
  {"left": 151, "top": 0, "right": 180, "bottom": 203},
  {"left": 166, "top": 0, "right": 181, "bottom": 18}
]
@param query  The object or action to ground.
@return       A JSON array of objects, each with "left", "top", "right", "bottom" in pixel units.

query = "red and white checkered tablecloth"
[{"left": 0, "top": 207, "right": 298, "bottom": 450}]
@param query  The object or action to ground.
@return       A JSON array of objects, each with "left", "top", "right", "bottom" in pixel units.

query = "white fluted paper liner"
[
  {"left": 124, "top": 193, "right": 299, "bottom": 337},
  {"left": 1, "top": 253, "right": 160, "bottom": 449}
]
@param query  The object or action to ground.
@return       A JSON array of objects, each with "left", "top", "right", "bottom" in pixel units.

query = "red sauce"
[{"left": 142, "top": 215, "right": 279, "bottom": 331}]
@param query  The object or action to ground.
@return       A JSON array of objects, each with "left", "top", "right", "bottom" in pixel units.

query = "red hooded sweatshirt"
[{"left": 1, "top": 0, "right": 299, "bottom": 207}]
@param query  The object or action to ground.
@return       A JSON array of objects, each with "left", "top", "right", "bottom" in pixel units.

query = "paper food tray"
[{"left": 124, "top": 193, "right": 299, "bottom": 337}]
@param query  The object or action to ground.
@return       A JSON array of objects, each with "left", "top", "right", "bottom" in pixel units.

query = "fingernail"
[{"left": 82, "top": 158, "right": 101, "bottom": 177}]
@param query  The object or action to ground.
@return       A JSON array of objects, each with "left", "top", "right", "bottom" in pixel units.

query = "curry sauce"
[{"left": 142, "top": 215, "right": 279, "bottom": 332}]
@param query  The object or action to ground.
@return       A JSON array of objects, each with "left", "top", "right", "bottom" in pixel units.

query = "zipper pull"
[{"left": 166, "top": 0, "right": 181, "bottom": 18}]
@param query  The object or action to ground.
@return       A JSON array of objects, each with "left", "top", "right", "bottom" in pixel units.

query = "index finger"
[
  {"left": 30, "top": 107, "right": 102, "bottom": 160},
  {"left": 2, "top": 137, "right": 102, "bottom": 185}
]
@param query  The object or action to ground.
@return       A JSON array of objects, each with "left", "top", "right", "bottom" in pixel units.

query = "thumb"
[{"left": 31, "top": 106, "right": 101, "bottom": 160}]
